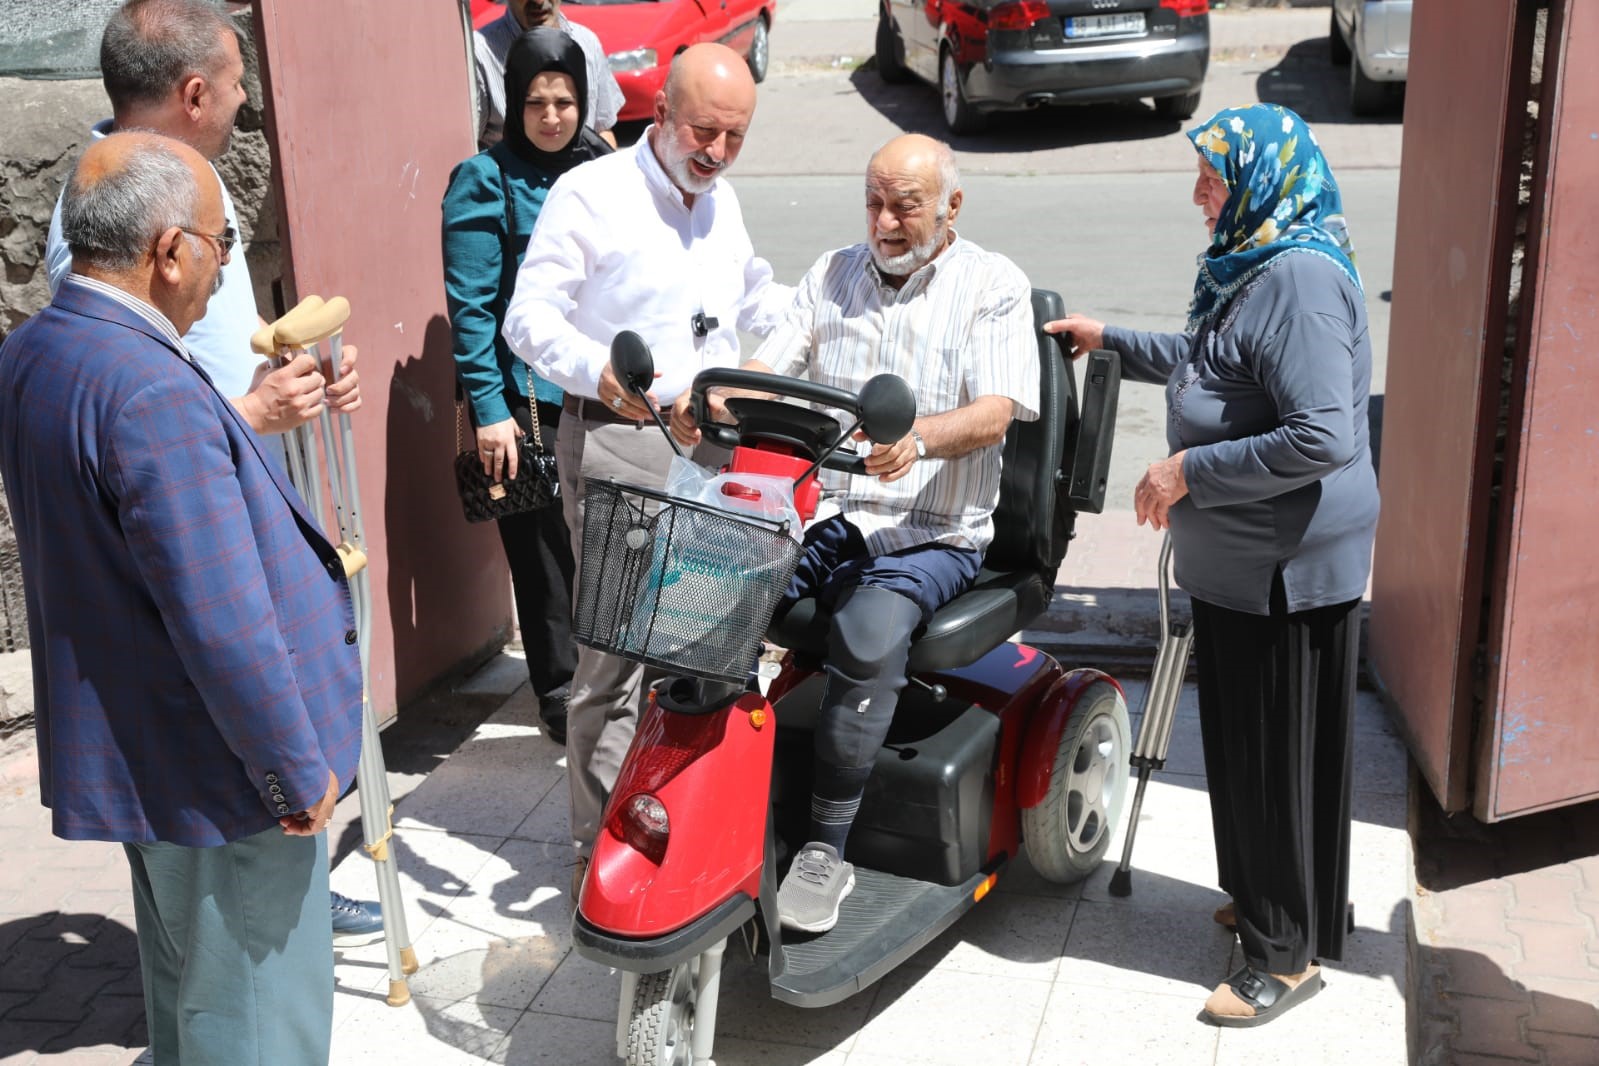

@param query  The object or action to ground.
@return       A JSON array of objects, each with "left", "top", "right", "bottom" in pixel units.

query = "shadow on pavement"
[
  {"left": 847, "top": 65, "right": 1186, "bottom": 152},
  {"left": 1254, "top": 38, "right": 1406, "bottom": 126},
  {"left": 0, "top": 912, "right": 145, "bottom": 1059},
  {"left": 1413, "top": 789, "right": 1599, "bottom": 896}
]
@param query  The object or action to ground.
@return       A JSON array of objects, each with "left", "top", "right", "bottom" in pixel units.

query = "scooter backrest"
[{"left": 984, "top": 288, "right": 1118, "bottom": 584}]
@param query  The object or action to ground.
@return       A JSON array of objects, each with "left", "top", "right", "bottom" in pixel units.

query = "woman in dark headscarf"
[
  {"left": 1048, "top": 104, "right": 1379, "bottom": 1028},
  {"left": 442, "top": 27, "right": 612, "bottom": 745}
]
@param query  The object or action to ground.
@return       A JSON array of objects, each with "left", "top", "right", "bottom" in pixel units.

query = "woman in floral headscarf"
[{"left": 1048, "top": 104, "right": 1379, "bottom": 1028}]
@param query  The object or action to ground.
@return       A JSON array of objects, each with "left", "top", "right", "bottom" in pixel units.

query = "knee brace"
[{"left": 814, "top": 586, "right": 922, "bottom": 770}]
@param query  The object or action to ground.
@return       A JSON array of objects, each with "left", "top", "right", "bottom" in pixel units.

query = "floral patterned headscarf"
[{"left": 1186, "top": 104, "right": 1360, "bottom": 332}]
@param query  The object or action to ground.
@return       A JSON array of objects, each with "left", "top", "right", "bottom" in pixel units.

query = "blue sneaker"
[{"left": 330, "top": 891, "right": 384, "bottom": 947}]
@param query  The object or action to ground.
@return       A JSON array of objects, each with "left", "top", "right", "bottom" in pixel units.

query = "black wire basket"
[{"left": 573, "top": 478, "right": 803, "bottom": 683}]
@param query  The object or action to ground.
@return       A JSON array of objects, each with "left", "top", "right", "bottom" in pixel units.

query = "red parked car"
[{"left": 470, "top": 0, "right": 776, "bottom": 122}]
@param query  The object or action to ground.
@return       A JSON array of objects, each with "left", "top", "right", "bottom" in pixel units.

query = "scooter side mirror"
[
  {"left": 610, "top": 330, "right": 655, "bottom": 395},
  {"left": 857, "top": 373, "right": 916, "bottom": 444}
]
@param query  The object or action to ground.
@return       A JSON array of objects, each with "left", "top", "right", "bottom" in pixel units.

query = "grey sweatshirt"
[{"left": 1103, "top": 253, "right": 1380, "bottom": 615}]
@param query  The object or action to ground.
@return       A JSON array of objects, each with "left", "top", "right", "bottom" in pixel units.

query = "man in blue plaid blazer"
[{"left": 0, "top": 133, "right": 361, "bottom": 1065}]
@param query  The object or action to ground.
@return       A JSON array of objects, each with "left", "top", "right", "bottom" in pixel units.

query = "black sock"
[{"left": 808, "top": 763, "right": 873, "bottom": 858}]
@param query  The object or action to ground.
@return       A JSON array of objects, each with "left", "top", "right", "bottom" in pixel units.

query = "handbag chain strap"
[{"left": 455, "top": 159, "right": 546, "bottom": 458}]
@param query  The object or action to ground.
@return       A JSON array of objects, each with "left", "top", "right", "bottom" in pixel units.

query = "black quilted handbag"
[
  {"left": 453, "top": 367, "right": 561, "bottom": 523},
  {"left": 451, "top": 160, "right": 560, "bottom": 524}
]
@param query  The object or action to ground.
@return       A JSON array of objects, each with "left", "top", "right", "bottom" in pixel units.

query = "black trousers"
[
  {"left": 493, "top": 396, "right": 577, "bottom": 707},
  {"left": 1190, "top": 575, "right": 1359, "bottom": 975}
]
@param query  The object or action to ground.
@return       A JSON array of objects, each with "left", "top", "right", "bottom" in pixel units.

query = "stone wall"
[
  {"left": 0, "top": 9, "right": 280, "bottom": 342},
  {"left": 0, "top": 10, "right": 280, "bottom": 659}
]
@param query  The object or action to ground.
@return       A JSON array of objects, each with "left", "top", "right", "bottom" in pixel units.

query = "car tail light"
[
  {"left": 989, "top": 0, "right": 1051, "bottom": 31},
  {"left": 1159, "top": 0, "right": 1210, "bottom": 15},
  {"left": 603, "top": 699, "right": 727, "bottom": 864}
]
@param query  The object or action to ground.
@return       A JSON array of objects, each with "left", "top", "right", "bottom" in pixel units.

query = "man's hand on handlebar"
[
  {"left": 855, "top": 428, "right": 918, "bottom": 483},
  {"left": 670, "top": 390, "right": 728, "bottom": 448},
  {"left": 1042, "top": 313, "right": 1106, "bottom": 360}
]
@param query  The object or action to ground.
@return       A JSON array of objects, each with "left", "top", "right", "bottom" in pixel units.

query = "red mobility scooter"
[{"left": 570, "top": 290, "right": 1128, "bottom": 1065}]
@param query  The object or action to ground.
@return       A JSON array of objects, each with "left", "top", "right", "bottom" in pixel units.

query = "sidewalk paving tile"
[
  {"left": 711, "top": 954, "right": 870, "bottom": 1054},
  {"left": 1030, "top": 985, "right": 1220, "bottom": 1066},
  {"left": 906, "top": 891, "right": 1077, "bottom": 980},
  {"left": 1448, "top": 994, "right": 1541, "bottom": 1062},
  {"left": 851, "top": 967, "right": 1053, "bottom": 1065},
  {"left": 490, "top": 1012, "right": 623, "bottom": 1066}
]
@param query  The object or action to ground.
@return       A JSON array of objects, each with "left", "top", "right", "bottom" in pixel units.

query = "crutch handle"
[
  {"left": 251, "top": 295, "right": 327, "bottom": 356},
  {"left": 336, "top": 541, "right": 368, "bottom": 577},
  {"left": 275, "top": 296, "right": 350, "bottom": 349}
]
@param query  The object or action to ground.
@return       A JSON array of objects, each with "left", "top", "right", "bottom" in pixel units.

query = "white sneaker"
[{"left": 777, "top": 842, "right": 856, "bottom": 933}]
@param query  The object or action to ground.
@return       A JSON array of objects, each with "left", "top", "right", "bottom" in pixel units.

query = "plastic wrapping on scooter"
[{"left": 664, "top": 455, "right": 803, "bottom": 541}]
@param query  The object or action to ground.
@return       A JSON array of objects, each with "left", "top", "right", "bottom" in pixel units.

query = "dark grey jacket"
[{"left": 1104, "top": 253, "right": 1380, "bottom": 615}]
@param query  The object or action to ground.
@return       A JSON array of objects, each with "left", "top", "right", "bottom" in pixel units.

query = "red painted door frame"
[{"left": 252, "top": 1, "right": 512, "bottom": 722}]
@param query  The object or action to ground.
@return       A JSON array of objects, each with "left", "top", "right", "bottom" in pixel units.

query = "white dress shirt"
[
  {"left": 757, "top": 236, "right": 1040, "bottom": 554},
  {"left": 502, "top": 132, "right": 792, "bottom": 405}
]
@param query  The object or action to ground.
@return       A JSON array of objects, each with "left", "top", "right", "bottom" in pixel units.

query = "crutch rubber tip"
[
  {"left": 386, "top": 979, "right": 411, "bottom": 1007},
  {"left": 1108, "top": 867, "right": 1133, "bottom": 897},
  {"left": 400, "top": 946, "right": 419, "bottom": 975}
]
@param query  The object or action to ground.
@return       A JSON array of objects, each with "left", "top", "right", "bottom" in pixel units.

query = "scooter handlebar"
[{"left": 689, "top": 368, "right": 916, "bottom": 476}]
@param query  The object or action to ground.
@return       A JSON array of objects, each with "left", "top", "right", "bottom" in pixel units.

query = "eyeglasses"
[{"left": 178, "top": 223, "right": 238, "bottom": 258}]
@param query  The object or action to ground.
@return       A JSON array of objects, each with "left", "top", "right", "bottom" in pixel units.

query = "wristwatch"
[{"left": 909, "top": 427, "right": 926, "bottom": 459}]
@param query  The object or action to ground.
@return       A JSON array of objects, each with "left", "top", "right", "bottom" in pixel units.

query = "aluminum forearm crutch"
[
  {"left": 266, "top": 298, "right": 418, "bottom": 1006},
  {"left": 1108, "top": 532, "right": 1195, "bottom": 897},
  {"left": 251, "top": 299, "right": 327, "bottom": 526}
]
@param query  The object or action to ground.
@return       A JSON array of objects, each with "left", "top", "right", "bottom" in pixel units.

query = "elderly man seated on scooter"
[{"left": 670, "top": 133, "right": 1040, "bottom": 933}]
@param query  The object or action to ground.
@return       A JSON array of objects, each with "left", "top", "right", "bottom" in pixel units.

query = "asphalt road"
[{"left": 722, "top": 6, "right": 1404, "bottom": 498}]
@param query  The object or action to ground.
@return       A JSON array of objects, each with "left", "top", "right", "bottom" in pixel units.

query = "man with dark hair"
[
  {"left": 4, "top": 129, "right": 361, "bottom": 1066},
  {"left": 474, "top": 0, "right": 622, "bottom": 149},
  {"left": 41, "top": 0, "right": 382, "bottom": 945}
]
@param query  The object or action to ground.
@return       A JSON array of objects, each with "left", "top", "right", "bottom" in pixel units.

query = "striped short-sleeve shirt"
[{"left": 757, "top": 235, "right": 1039, "bottom": 554}]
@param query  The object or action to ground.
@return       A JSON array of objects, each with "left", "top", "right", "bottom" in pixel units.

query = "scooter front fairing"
[{"left": 579, "top": 681, "right": 776, "bottom": 944}]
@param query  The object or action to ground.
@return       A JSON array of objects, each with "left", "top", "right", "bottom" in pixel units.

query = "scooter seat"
[{"left": 768, "top": 566, "right": 1052, "bottom": 674}]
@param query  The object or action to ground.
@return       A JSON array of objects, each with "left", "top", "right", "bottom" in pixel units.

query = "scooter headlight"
[{"left": 612, "top": 793, "right": 670, "bottom": 865}]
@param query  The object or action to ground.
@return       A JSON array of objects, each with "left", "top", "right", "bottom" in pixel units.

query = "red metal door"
[
  {"left": 1476, "top": 0, "right": 1599, "bottom": 819},
  {"left": 1367, "top": 0, "right": 1531, "bottom": 811},
  {"left": 252, "top": 2, "right": 511, "bottom": 721}
]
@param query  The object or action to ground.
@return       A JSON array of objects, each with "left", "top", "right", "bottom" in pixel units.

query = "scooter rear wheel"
[
  {"left": 627, "top": 959, "right": 699, "bottom": 1066},
  {"left": 1022, "top": 679, "right": 1130, "bottom": 883}
]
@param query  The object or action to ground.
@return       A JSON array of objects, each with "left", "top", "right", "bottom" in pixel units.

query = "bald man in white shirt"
[{"left": 502, "top": 43, "right": 792, "bottom": 894}]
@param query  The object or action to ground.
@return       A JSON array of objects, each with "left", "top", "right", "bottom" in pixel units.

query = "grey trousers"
[
  {"left": 558, "top": 412, "right": 678, "bottom": 856},
  {"left": 124, "top": 827, "right": 333, "bottom": 1066}
]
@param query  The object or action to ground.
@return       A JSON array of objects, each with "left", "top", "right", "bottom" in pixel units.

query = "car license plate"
[{"left": 1064, "top": 12, "right": 1146, "bottom": 39}]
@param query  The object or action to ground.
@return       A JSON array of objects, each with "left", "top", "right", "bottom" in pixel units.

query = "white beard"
[{"left": 870, "top": 223, "right": 945, "bottom": 277}]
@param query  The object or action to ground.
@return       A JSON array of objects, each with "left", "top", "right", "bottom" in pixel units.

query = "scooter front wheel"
[{"left": 625, "top": 938, "right": 726, "bottom": 1066}]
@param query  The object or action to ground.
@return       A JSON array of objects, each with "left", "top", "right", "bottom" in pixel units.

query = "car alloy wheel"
[{"left": 939, "top": 48, "right": 984, "bottom": 135}]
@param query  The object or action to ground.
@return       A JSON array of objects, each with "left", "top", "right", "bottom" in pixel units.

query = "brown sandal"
[{"left": 1202, "top": 963, "right": 1324, "bottom": 1028}]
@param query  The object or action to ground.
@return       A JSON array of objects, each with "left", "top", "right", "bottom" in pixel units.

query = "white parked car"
[{"left": 1329, "top": 0, "right": 1411, "bottom": 115}]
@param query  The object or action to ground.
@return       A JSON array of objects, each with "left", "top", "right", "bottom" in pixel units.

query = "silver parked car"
[
  {"left": 875, "top": 0, "right": 1211, "bottom": 136},
  {"left": 1329, "top": 0, "right": 1411, "bottom": 115}
]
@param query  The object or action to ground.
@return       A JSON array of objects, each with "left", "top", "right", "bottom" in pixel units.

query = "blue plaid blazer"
[{"left": 0, "top": 281, "right": 363, "bottom": 846}]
